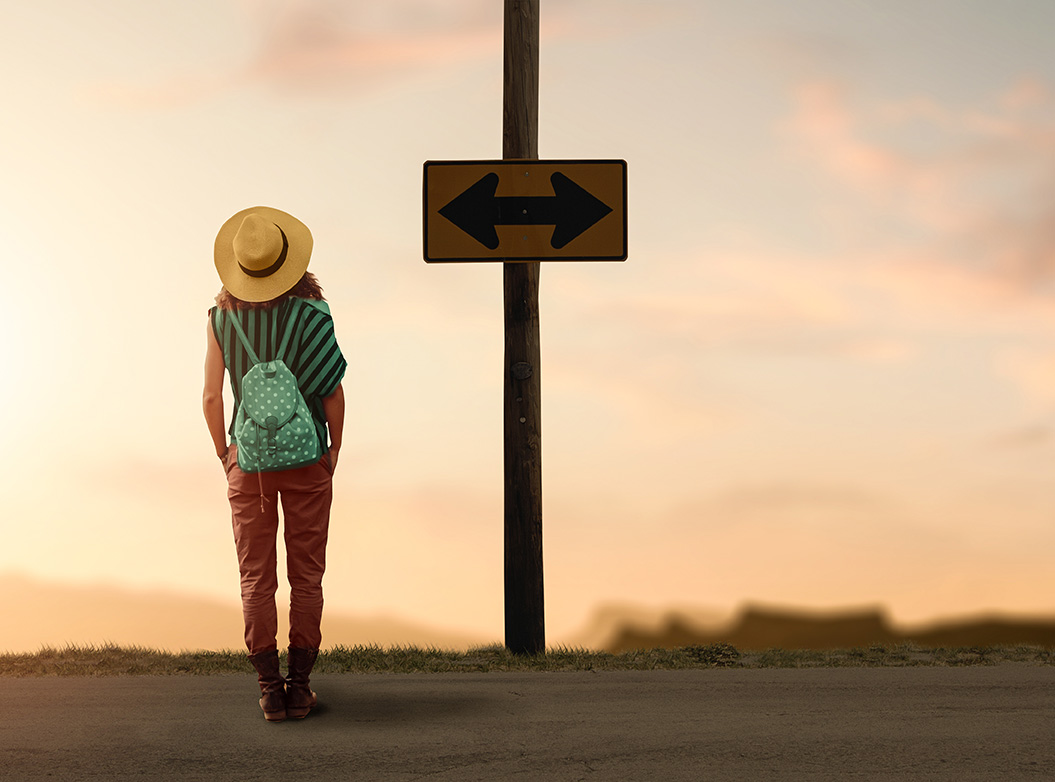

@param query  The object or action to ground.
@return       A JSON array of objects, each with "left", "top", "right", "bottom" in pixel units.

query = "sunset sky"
[{"left": 3, "top": 0, "right": 1055, "bottom": 650}]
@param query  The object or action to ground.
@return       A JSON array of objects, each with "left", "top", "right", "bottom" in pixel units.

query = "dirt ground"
[{"left": 3, "top": 666, "right": 1053, "bottom": 780}]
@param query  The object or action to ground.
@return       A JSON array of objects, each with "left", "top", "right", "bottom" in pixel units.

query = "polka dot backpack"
[{"left": 227, "top": 312, "right": 322, "bottom": 475}]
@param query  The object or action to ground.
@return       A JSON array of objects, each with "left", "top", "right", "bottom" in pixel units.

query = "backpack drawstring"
[{"left": 257, "top": 469, "right": 270, "bottom": 514}]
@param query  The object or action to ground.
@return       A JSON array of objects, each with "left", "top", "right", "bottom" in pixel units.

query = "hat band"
[{"left": 238, "top": 225, "right": 289, "bottom": 278}]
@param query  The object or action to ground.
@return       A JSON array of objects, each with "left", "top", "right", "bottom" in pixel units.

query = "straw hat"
[{"left": 214, "top": 206, "right": 313, "bottom": 302}]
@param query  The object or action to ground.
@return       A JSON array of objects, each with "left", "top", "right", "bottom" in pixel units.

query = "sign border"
[{"left": 423, "top": 159, "right": 628, "bottom": 263}]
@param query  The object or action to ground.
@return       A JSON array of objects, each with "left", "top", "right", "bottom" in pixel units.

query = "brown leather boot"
[
  {"left": 248, "top": 649, "right": 287, "bottom": 722},
  {"left": 285, "top": 647, "right": 319, "bottom": 719}
]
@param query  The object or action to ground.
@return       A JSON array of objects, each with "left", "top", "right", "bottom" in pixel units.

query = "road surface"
[{"left": 3, "top": 666, "right": 1053, "bottom": 780}]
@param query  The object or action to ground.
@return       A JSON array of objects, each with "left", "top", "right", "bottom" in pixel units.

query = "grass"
[{"left": 1, "top": 642, "right": 1054, "bottom": 677}]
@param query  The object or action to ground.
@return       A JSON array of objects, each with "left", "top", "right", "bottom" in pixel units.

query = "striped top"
[{"left": 209, "top": 297, "right": 347, "bottom": 451}]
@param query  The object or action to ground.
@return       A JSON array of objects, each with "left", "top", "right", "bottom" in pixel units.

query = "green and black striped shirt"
[{"left": 209, "top": 297, "right": 347, "bottom": 452}]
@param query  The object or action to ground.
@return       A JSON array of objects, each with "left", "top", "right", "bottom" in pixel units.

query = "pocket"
[{"left": 224, "top": 445, "right": 238, "bottom": 475}]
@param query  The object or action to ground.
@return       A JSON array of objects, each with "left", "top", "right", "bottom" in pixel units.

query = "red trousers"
[{"left": 225, "top": 446, "right": 333, "bottom": 656}]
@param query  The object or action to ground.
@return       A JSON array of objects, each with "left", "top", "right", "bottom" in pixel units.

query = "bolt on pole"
[{"left": 502, "top": 0, "right": 545, "bottom": 656}]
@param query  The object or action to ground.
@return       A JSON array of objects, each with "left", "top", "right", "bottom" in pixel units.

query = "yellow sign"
[{"left": 423, "top": 160, "right": 627, "bottom": 262}]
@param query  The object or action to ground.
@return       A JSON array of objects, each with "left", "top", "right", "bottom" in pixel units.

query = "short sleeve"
[
  {"left": 294, "top": 300, "right": 347, "bottom": 399},
  {"left": 208, "top": 306, "right": 222, "bottom": 344}
]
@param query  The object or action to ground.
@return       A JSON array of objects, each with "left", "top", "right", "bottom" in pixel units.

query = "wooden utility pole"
[{"left": 502, "top": 0, "right": 544, "bottom": 656}]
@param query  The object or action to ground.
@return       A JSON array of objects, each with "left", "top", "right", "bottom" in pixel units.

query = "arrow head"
[
  {"left": 438, "top": 173, "right": 501, "bottom": 250},
  {"left": 549, "top": 172, "right": 613, "bottom": 249}
]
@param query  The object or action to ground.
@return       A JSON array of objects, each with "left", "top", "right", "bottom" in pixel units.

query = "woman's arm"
[
  {"left": 203, "top": 319, "right": 229, "bottom": 460},
  {"left": 323, "top": 383, "right": 345, "bottom": 471}
]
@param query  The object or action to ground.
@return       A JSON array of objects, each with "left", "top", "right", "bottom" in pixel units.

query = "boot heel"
[
  {"left": 286, "top": 647, "right": 320, "bottom": 719},
  {"left": 285, "top": 688, "right": 317, "bottom": 719},
  {"left": 261, "top": 699, "right": 287, "bottom": 722}
]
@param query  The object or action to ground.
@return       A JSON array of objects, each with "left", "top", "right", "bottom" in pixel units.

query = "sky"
[{"left": 3, "top": 0, "right": 1055, "bottom": 649}]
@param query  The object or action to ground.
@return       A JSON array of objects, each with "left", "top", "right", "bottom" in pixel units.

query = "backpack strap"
[
  {"left": 227, "top": 311, "right": 261, "bottom": 366},
  {"left": 276, "top": 298, "right": 300, "bottom": 360},
  {"left": 227, "top": 301, "right": 299, "bottom": 367}
]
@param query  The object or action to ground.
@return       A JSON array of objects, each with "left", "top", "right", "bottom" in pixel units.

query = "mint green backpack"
[{"left": 227, "top": 313, "right": 322, "bottom": 473}]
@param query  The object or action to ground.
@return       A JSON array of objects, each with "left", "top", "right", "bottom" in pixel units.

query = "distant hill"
[
  {"left": 557, "top": 602, "right": 732, "bottom": 650},
  {"left": 0, "top": 573, "right": 489, "bottom": 653},
  {"left": 602, "top": 604, "right": 1055, "bottom": 653},
  {"left": 8, "top": 573, "right": 1054, "bottom": 655}
]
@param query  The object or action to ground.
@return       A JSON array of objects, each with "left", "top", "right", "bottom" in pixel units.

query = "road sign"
[{"left": 423, "top": 159, "right": 627, "bottom": 262}]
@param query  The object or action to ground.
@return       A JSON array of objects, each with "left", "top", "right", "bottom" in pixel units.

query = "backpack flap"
[{"left": 241, "top": 360, "right": 299, "bottom": 428}]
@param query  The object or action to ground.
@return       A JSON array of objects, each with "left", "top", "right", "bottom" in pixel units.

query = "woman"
[{"left": 203, "top": 206, "right": 346, "bottom": 722}]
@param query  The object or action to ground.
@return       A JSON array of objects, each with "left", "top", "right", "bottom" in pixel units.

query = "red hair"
[{"left": 215, "top": 272, "right": 326, "bottom": 311}]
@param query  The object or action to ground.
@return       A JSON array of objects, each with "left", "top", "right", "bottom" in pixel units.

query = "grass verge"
[{"left": 2, "top": 642, "right": 1054, "bottom": 676}]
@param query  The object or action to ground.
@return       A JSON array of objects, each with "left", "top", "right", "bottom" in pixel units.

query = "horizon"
[
  {"left": 5, "top": 570, "right": 1055, "bottom": 655},
  {"left": 3, "top": 1, "right": 1055, "bottom": 650}
]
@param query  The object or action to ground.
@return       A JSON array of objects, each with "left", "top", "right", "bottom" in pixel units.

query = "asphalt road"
[{"left": 3, "top": 666, "right": 1054, "bottom": 780}]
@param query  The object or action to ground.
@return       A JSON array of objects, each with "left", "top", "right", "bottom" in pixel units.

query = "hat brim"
[{"left": 214, "top": 206, "right": 314, "bottom": 302}]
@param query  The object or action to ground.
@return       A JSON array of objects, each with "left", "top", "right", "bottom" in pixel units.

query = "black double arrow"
[{"left": 439, "top": 171, "right": 613, "bottom": 250}]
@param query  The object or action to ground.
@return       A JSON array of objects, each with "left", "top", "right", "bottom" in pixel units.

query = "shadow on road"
[{"left": 305, "top": 679, "right": 500, "bottom": 727}]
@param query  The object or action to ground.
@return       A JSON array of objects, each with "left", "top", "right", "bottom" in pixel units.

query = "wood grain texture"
[{"left": 503, "top": 0, "right": 544, "bottom": 655}]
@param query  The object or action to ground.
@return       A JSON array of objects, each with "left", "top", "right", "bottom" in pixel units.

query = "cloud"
[
  {"left": 996, "top": 348, "right": 1055, "bottom": 408},
  {"left": 558, "top": 252, "right": 854, "bottom": 340},
  {"left": 90, "top": 0, "right": 503, "bottom": 107},
  {"left": 705, "top": 482, "right": 891, "bottom": 514},
  {"left": 90, "top": 0, "right": 659, "bottom": 108},
  {"left": 782, "top": 76, "right": 1055, "bottom": 290},
  {"left": 549, "top": 247, "right": 933, "bottom": 369},
  {"left": 237, "top": 0, "right": 501, "bottom": 89},
  {"left": 785, "top": 81, "right": 913, "bottom": 193},
  {"left": 983, "top": 423, "right": 1053, "bottom": 450}
]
